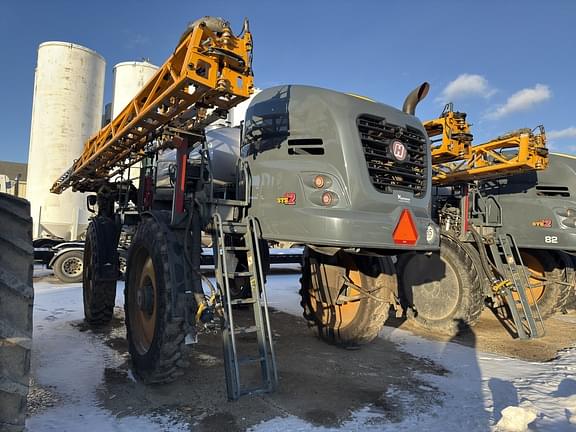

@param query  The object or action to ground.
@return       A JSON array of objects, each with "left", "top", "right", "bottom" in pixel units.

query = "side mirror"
[{"left": 87, "top": 195, "right": 97, "bottom": 213}]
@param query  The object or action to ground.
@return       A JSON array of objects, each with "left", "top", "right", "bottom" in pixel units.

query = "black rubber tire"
[
  {"left": 125, "top": 216, "right": 187, "bottom": 383},
  {"left": 519, "top": 249, "right": 571, "bottom": 318},
  {"left": 52, "top": 250, "right": 84, "bottom": 283},
  {"left": 397, "top": 235, "right": 485, "bottom": 334},
  {"left": 300, "top": 248, "right": 396, "bottom": 346},
  {"left": 561, "top": 252, "right": 576, "bottom": 311},
  {"left": 0, "top": 193, "right": 33, "bottom": 432},
  {"left": 83, "top": 218, "right": 118, "bottom": 326}
]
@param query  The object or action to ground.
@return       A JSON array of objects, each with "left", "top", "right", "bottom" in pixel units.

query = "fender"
[{"left": 48, "top": 246, "right": 85, "bottom": 268}]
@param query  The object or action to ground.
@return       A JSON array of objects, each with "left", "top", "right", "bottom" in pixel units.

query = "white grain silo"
[
  {"left": 111, "top": 61, "right": 158, "bottom": 118},
  {"left": 27, "top": 42, "right": 105, "bottom": 240},
  {"left": 111, "top": 61, "right": 158, "bottom": 182}
]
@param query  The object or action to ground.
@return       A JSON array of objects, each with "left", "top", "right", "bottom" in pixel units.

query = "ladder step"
[
  {"left": 230, "top": 298, "right": 257, "bottom": 305},
  {"left": 208, "top": 219, "right": 248, "bottom": 235},
  {"left": 227, "top": 271, "right": 253, "bottom": 277},
  {"left": 237, "top": 355, "right": 265, "bottom": 365},
  {"left": 224, "top": 246, "right": 250, "bottom": 252},
  {"left": 222, "top": 225, "right": 247, "bottom": 235}
]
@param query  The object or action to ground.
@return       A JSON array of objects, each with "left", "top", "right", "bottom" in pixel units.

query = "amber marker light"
[
  {"left": 321, "top": 191, "right": 338, "bottom": 206},
  {"left": 313, "top": 175, "right": 325, "bottom": 188}
]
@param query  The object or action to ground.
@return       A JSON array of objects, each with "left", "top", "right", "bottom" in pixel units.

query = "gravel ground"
[{"left": 26, "top": 267, "right": 576, "bottom": 431}]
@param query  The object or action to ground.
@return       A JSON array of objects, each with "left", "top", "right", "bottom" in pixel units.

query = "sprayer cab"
[{"left": 241, "top": 84, "right": 439, "bottom": 252}]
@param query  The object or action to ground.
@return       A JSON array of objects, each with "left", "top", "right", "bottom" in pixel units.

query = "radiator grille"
[{"left": 357, "top": 115, "right": 427, "bottom": 197}]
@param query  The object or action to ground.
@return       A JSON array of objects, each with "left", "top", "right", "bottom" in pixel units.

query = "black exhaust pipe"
[{"left": 402, "top": 82, "right": 430, "bottom": 115}]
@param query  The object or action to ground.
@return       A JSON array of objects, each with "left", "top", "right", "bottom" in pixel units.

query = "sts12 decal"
[
  {"left": 532, "top": 218, "right": 552, "bottom": 228},
  {"left": 276, "top": 192, "right": 296, "bottom": 205}
]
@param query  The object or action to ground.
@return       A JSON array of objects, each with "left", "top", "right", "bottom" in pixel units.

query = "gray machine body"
[
  {"left": 240, "top": 85, "right": 438, "bottom": 251},
  {"left": 481, "top": 153, "right": 576, "bottom": 251}
]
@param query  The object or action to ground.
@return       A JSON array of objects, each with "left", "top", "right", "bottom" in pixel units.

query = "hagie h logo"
[{"left": 392, "top": 140, "right": 407, "bottom": 161}]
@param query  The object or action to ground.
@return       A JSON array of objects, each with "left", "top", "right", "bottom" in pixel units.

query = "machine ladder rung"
[
  {"left": 212, "top": 213, "right": 278, "bottom": 400},
  {"left": 489, "top": 233, "right": 545, "bottom": 339}
]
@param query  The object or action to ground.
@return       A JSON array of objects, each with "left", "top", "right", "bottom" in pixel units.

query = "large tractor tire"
[
  {"left": 517, "top": 249, "right": 571, "bottom": 318},
  {"left": 559, "top": 251, "right": 576, "bottom": 311},
  {"left": 0, "top": 194, "right": 33, "bottom": 432},
  {"left": 83, "top": 217, "right": 119, "bottom": 326},
  {"left": 300, "top": 248, "right": 396, "bottom": 346},
  {"left": 125, "top": 216, "right": 187, "bottom": 383},
  {"left": 52, "top": 250, "right": 84, "bottom": 283},
  {"left": 397, "top": 235, "right": 485, "bottom": 334}
]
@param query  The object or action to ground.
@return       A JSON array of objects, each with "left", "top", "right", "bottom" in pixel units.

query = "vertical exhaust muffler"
[{"left": 402, "top": 82, "right": 430, "bottom": 115}]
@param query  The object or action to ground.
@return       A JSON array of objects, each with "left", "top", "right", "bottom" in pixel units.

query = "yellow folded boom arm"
[
  {"left": 51, "top": 18, "right": 253, "bottom": 194},
  {"left": 425, "top": 105, "right": 548, "bottom": 185}
]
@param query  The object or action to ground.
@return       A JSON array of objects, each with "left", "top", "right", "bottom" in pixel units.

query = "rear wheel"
[
  {"left": 0, "top": 193, "right": 33, "bottom": 432},
  {"left": 397, "top": 235, "right": 485, "bottom": 334},
  {"left": 517, "top": 249, "right": 571, "bottom": 318},
  {"left": 125, "top": 216, "right": 187, "bottom": 383},
  {"left": 83, "top": 217, "right": 118, "bottom": 326},
  {"left": 300, "top": 248, "right": 396, "bottom": 346},
  {"left": 52, "top": 250, "right": 83, "bottom": 283}
]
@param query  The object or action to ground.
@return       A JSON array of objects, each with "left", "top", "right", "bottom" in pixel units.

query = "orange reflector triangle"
[{"left": 393, "top": 209, "right": 419, "bottom": 245}]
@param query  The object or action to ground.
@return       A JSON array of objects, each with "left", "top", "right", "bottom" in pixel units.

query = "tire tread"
[{"left": 0, "top": 193, "right": 33, "bottom": 432}]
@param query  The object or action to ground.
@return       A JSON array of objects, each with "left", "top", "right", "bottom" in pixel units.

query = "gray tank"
[
  {"left": 241, "top": 85, "right": 439, "bottom": 251},
  {"left": 156, "top": 127, "right": 241, "bottom": 188}
]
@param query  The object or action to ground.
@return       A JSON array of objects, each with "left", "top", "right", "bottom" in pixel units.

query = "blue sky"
[{"left": 1, "top": 0, "right": 575, "bottom": 163}]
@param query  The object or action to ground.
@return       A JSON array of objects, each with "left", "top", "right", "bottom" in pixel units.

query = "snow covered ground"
[{"left": 27, "top": 268, "right": 576, "bottom": 431}]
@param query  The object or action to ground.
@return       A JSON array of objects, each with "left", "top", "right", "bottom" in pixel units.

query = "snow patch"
[
  {"left": 495, "top": 406, "right": 537, "bottom": 432},
  {"left": 28, "top": 283, "right": 188, "bottom": 431}
]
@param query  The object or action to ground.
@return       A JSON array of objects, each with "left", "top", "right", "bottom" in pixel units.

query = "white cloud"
[
  {"left": 547, "top": 127, "right": 576, "bottom": 140},
  {"left": 487, "top": 84, "right": 551, "bottom": 119},
  {"left": 438, "top": 74, "right": 495, "bottom": 102}
]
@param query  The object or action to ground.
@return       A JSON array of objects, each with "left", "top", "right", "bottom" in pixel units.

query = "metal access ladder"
[
  {"left": 488, "top": 233, "right": 545, "bottom": 339},
  {"left": 211, "top": 213, "right": 278, "bottom": 400}
]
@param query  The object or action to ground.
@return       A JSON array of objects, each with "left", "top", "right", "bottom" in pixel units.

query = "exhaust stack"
[{"left": 402, "top": 82, "right": 430, "bottom": 115}]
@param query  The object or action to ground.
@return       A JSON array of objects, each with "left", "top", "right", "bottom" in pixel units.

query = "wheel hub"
[
  {"left": 129, "top": 254, "right": 158, "bottom": 355},
  {"left": 307, "top": 258, "right": 362, "bottom": 331},
  {"left": 62, "top": 256, "right": 83, "bottom": 277},
  {"left": 137, "top": 277, "right": 155, "bottom": 315}
]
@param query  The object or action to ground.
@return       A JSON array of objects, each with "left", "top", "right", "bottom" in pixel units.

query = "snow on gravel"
[
  {"left": 28, "top": 268, "right": 576, "bottom": 431},
  {"left": 28, "top": 281, "right": 189, "bottom": 432}
]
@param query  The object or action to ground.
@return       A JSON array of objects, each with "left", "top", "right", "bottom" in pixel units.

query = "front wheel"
[
  {"left": 397, "top": 235, "right": 485, "bottom": 334},
  {"left": 300, "top": 248, "right": 396, "bottom": 346},
  {"left": 125, "top": 216, "right": 187, "bottom": 383}
]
